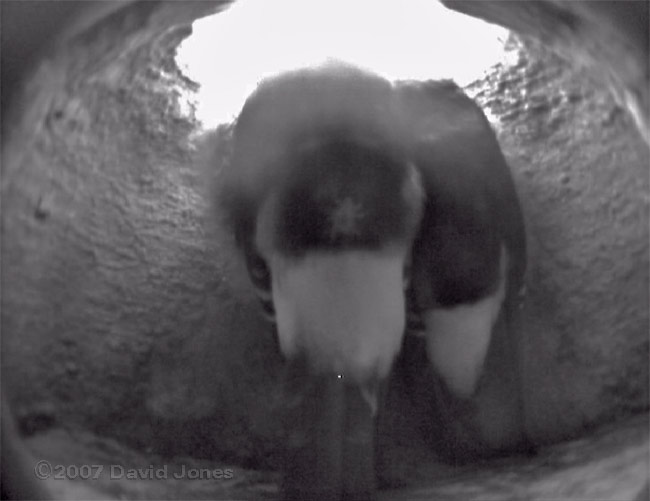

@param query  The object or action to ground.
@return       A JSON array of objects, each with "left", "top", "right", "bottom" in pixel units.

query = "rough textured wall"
[
  {"left": 1, "top": 0, "right": 288, "bottom": 464},
  {"left": 442, "top": 0, "right": 649, "bottom": 144},
  {"left": 465, "top": 37, "right": 649, "bottom": 444},
  {"left": 1, "top": 0, "right": 648, "bottom": 475}
]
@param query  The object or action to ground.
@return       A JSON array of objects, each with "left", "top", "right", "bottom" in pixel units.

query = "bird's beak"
[
  {"left": 280, "top": 360, "right": 384, "bottom": 501},
  {"left": 268, "top": 250, "right": 407, "bottom": 500}
]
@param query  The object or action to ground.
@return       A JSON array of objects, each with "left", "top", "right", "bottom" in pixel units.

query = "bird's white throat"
[{"left": 270, "top": 249, "right": 408, "bottom": 382}]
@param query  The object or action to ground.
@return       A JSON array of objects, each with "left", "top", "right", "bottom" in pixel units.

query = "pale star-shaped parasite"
[{"left": 328, "top": 197, "right": 365, "bottom": 240}]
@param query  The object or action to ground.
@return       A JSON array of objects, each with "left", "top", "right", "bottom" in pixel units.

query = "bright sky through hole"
[{"left": 176, "top": 0, "right": 512, "bottom": 128}]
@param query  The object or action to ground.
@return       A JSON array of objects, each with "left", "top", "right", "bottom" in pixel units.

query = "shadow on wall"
[{"left": 0, "top": 0, "right": 648, "bottom": 499}]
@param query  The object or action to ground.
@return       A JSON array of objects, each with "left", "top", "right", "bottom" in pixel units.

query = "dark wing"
[
  {"left": 396, "top": 80, "right": 526, "bottom": 313},
  {"left": 395, "top": 80, "right": 530, "bottom": 459}
]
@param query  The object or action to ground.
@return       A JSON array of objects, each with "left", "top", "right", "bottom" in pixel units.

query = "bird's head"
[{"left": 224, "top": 63, "right": 424, "bottom": 499}]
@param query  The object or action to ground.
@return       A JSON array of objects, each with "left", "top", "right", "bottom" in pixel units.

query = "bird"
[{"left": 219, "top": 61, "right": 527, "bottom": 501}]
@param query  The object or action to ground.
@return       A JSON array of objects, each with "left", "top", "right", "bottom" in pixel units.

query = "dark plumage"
[{"left": 219, "top": 61, "right": 527, "bottom": 500}]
